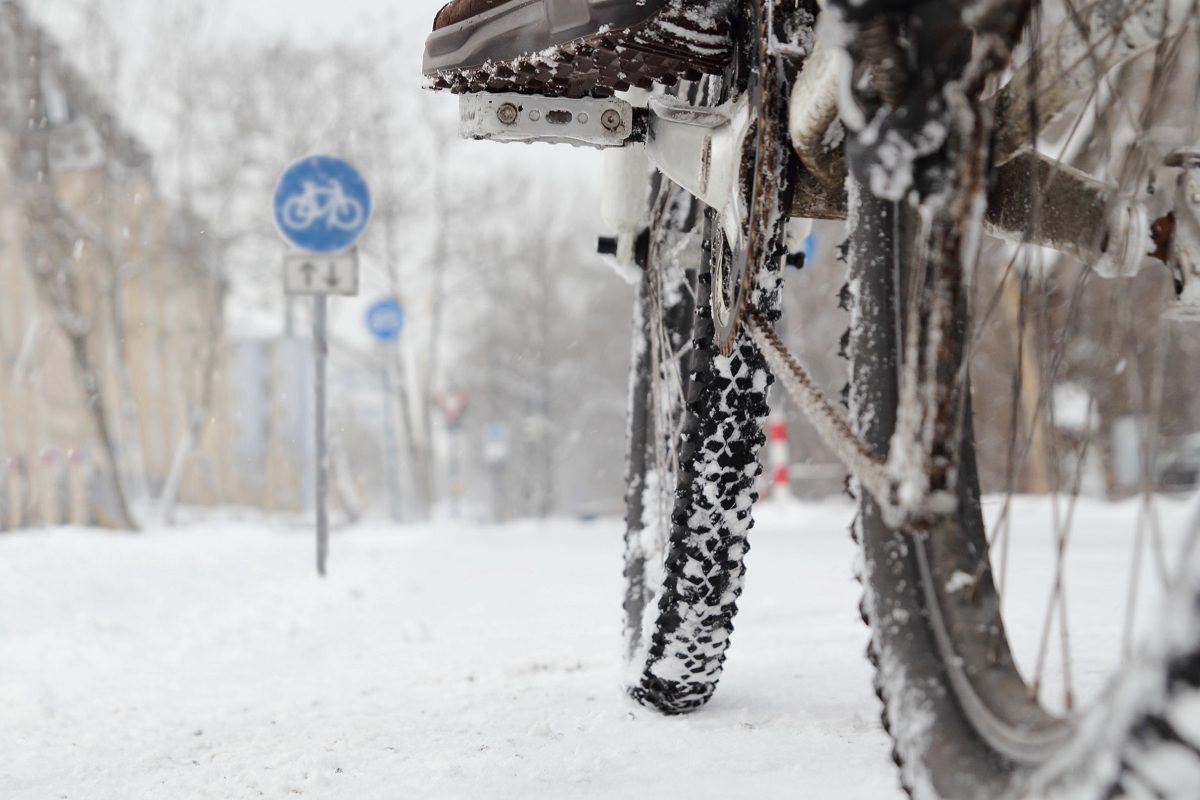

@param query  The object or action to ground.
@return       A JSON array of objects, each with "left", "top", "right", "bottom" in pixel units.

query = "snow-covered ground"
[{"left": 0, "top": 497, "right": 1195, "bottom": 799}]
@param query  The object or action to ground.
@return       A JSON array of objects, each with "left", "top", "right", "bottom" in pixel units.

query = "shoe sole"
[{"left": 423, "top": 0, "right": 732, "bottom": 99}]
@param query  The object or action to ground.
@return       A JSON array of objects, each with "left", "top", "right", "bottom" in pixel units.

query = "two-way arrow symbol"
[{"left": 285, "top": 252, "right": 357, "bottom": 297}]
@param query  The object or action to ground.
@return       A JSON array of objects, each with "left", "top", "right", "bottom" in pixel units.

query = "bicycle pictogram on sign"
[
  {"left": 273, "top": 155, "right": 372, "bottom": 254},
  {"left": 366, "top": 298, "right": 406, "bottom": 342},
  {"left": 282, "top": 180, "right": 366, "bottom": 232}
]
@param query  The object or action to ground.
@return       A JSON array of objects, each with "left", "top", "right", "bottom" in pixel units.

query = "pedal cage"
[{"left": 459, "top": 93, "right": 640, "bottom": 149}]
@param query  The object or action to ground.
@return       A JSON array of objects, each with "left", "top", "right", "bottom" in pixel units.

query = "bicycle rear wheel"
[{"left": 839, "top": 0, "right": 1200, "bottom": 796}]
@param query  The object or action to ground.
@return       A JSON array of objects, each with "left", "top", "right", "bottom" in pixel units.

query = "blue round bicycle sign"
[
  {"left": 273, "top": 155, "right": 372, "bottom": 253},
  {"left": 366, "top": 298, "right": 405, "bottom": 342}
]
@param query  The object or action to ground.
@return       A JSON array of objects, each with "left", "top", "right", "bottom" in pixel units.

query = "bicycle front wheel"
[{"left": 622, "top": 186, "right": 780, "bottom": 713}]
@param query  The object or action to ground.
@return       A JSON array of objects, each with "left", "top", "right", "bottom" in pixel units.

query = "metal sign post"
[
  {"left": 274, "top": 155, "right": 372, "bottom": 577},
  {"left": 313, "top": 294, "right": 330, "bottom": 571},
  {"left": 484, "top": 423, "right": 509, "bottom": 523},
  {"left": 366, "top": 298, "right": 406, "bottom": 522},
  {"left": 436, "top": 390, "right": 470, "bottom": 518}
]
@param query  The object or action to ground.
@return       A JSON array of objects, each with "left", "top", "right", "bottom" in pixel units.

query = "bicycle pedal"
[{"left": 460, "top": 93, "right": 640, "bottom": 148}]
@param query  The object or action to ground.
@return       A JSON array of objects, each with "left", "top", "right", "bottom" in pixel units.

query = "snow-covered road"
[
  {"left": 0, "top": 502, "right": 897, "bottom": 799},
  {"left": 1, "top": 498, "right": 1194, "bottom": 799}
]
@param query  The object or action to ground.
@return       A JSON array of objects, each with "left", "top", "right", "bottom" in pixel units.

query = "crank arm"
[{"left": 642, "top": 94, "right": 752, "bottom": 253}]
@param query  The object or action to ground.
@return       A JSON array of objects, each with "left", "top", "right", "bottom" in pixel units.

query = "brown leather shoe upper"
[{"left": 433, "top": 0, "right": 515, "bottom": 31}]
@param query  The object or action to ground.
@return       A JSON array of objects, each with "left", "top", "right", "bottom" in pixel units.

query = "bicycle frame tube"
[{"left": 786, "top": 0, "right": 1199, "bottom": 269}]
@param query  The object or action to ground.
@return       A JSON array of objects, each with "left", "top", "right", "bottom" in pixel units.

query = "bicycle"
[
  {"left": 424, "top": 0, "right": 1200, "bottom": 795},
  {"left": 281, "top": 179, "right": 366, "bottom": 232}
]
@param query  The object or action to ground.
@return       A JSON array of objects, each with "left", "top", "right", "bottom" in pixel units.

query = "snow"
[
  {"left": 862, "top": 119, "right": 949, "bottom": 203},
  {"left": 656, "top": 21, "right": 727, "bottom": 49},
  {"left": 944, "top": 570, "right": 977, "bottom": 594},
  {"left": 0, "top": 504, "right": 899, "bottom": 800},
  {"left": 1053, "top": 383, "right": 1098, "bottom": 434},
  {"left": 2, "top": 496, "right": 1197, "bottom": 798}
]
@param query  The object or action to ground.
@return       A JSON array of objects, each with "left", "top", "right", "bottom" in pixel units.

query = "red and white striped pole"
[{"left": 766, "top": 414, "right": 791, "bottom": 501}]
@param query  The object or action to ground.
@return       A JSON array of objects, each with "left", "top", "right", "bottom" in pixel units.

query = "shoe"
[{"left": 423, "top": 0, "right": 734, "bottom": 99}]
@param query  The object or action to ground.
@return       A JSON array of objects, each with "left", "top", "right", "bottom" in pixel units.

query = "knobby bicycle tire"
[
  {"left": 622, "top": 0, "right": 800, "bottom": 715},
  {"left": 623, "top": 205, "right": 781, "bottom": 713}
]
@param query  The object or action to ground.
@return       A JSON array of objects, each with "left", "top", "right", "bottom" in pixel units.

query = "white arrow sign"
[{"left": 284, "top": 250, "right": 360, "bottom": 296}]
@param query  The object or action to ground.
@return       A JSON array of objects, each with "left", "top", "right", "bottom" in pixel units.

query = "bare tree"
[{"left": 5, "top": 3, "right": 138, "bottom": 529}]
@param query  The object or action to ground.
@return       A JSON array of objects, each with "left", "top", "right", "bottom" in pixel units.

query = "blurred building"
[{"left": 0, "top": 2, "right": 235, "bottom": 528}]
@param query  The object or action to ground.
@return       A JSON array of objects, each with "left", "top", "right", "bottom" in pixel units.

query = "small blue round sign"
[
  {"left": 273, "top": 155, "right": 372, "bottom": 253},
  {"left": 366, "top": 298, "right": 405, "bottom": 342},
  {"left": 803, "top": 233, "right": 817, "bottom": 264}
]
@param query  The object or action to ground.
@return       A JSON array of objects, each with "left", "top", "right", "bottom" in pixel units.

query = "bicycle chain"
[{"left": 745, "top": 309, "right": 898, "bottom": 508}]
